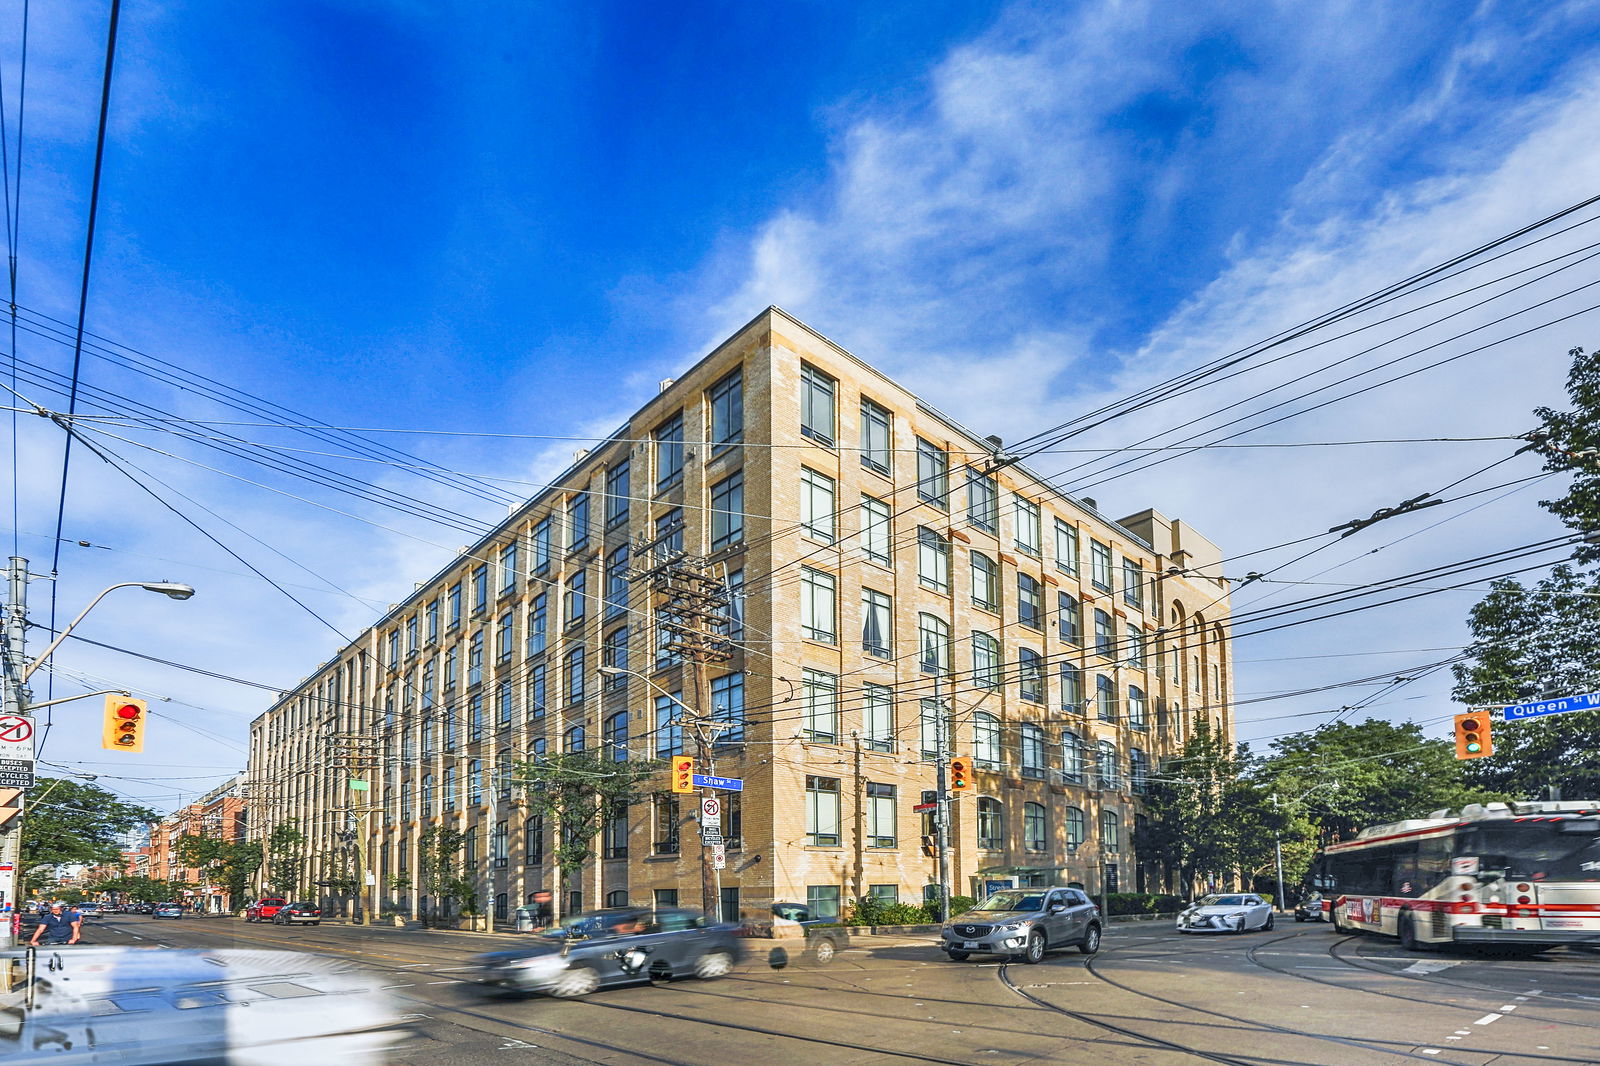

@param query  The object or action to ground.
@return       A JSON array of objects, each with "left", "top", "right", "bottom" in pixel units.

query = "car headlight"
[
  {"left": 510, "top": 956, "right": 566, "bottom": 975},
  {"left": 1227, "top": 912, "right": 1246, "bottom": 920},
  {"left": 1001, "top": 921, "right": 1027, "bottom": 932}
]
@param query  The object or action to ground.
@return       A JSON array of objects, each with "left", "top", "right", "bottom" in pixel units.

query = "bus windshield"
[{"left": 1466, "top": 822, "right": 1600, "bottom": 882}]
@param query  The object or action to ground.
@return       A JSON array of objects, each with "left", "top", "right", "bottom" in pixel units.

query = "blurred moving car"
[
  {"left": 0, "top": 946, "right": 406, "bottom": 1064},
  {"left": 1176, "top": 893, "right": 1275, "bottom": 934},
  {"left": 1294, "top": 891, "right": 1328, "bottom": 923},
  {"left": 272, "top": 902, "right": 322, "bottom": 926},
  {"left": 470, "top": 906, "right": 745, "bottom": 998},
  {"left": 940, "top": 888, "right": 1102, "bottom": 963},
  {"left": 739, "top": 903, "right": 850, "bottom": 963},
  {"left": 152, "top": 903, "right": 183, "bottom": 919},
  {"left": 245, "top": 897, "right": 288, "bottom": 923},
  {"left": 74, "top": 903, "right": 102, "bottom": 920}
]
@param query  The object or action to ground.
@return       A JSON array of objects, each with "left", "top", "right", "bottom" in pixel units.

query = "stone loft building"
[{"left": 246, "top": 307, "right": 1234, "bottom": 925}]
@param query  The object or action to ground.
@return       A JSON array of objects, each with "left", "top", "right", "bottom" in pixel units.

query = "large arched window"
[
  {"left": 1020, "top": 724, "right": 1046, "bottom": 779},
  {"left": 421, "top": 773, "right": 435, "bottom": 817},
  {"left": 977, "top": 798, "right": 1003, "bottom": 850},
  {"left": 1059, "top": 663, "right": 1083, "bottom": 709},
  {"left": 564, "top": 725, "right": 586, "bottom": 753},
  {"left": 1061, "top": 731, "right": 1084, "bottom": 784},
  {"left": 1129, "top": 748, "right": 1149, "bottom": 794},
  {"left": 603, "top": 711, "right": 628, "bottom": 762},
  {"left": 970, "top": 551, "right": 999, "bottom": 610},
  {"left": 1065, "top": 806, "right": 1086, "bottom": 847},
  {"left": 1019, "top": 648, "right": 1043, "bottom": 702},
  {"left": 1023, "top": 802, "right": 1047, "bottom": 852},
  {"left": 1101, "top": 809, "right": 1121, "bottom": 852},
  {"left": 973, "top": 713, "right": 1001, "bottom": 769},
  {"left": 1097, "top": 741, "right": 1119, "bottom": 790}
]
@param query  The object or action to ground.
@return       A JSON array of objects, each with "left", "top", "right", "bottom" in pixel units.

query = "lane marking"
[
  {"left": 1472, "top": 1014, "right": 1500, "bottom": 1026},
  {"left": 1499, "top": 1004, "right": 1517, "bottom": 1012}
]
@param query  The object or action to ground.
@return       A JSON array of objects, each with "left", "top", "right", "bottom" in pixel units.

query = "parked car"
[
  {"left": 470, "top": 906, "right": 746, "bottom": 998},
  {"left": 273, "top": 902, "right": 322, "bottom": 925},
  {"left": 246, "top": 897, "right": 288, "bottom": 923},
  {"left": 1294, "top": 891, "right": 1328, "bottom": 923},
  {"left": 132, "top": 902, "right": 154, "bottom": 915},
  {"left": 1176, "top": 893, "right": 1275, "bottom": 934},
  {"left": 741, "top": 903, "right": 850, "bottom": 963},
  {"left": 941, "top": 887, "right": 1102, "bottom": 963},
  {"left": 76, "top": 902, "right": 103, "bottom": 920},
  {"left": 152, "top": 903, "right": 183, "bottom": 919}
]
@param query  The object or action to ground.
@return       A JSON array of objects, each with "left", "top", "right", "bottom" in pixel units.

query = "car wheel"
[
  {"left": 1077, "top": 923, "right": 1101, "bottom": 955},
  {"left": 311, "top": 921, "right": 320, "bottom": 926},
  {"left": 1295, "top": 912, "right": 1306, "bottom": 923},
  {"left": 946, "top": 949, "right": 970, "bottom": 962},
  {"left": 694, "top": 950, "right": 734, "bottom": 980},
  {"left": 1023, "top": 930, "right": 1047, "bottom": 964},
  {"left": 548, "top": 965, "right": 600, "bottom": 998},
  {"left": 1397, "top": 910, "right": 1426, "bottom": 953},
  {"left": 1263, "top": 913, "right": 1274, "bottom": 932},
  {"left": 810, "top": 937, "right": 836, "bottom": 964}
]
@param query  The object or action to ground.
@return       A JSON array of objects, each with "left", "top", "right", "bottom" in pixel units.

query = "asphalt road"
[{"left": 74, "top": 912, "right": 1600, "bottom": 1066}]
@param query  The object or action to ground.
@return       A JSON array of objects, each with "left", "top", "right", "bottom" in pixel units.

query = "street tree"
[
  {"left": 88, "top": 874, "right": 190, "bottom": 902},
  {"left": 174, "top": 834, "right": 263, "bottom": 912},
  {"left": 264, "top": 821, "right": 306, "bottom": 897},
  {"left": 1135, "top": 719, "right": 1251, "bottom": 895},
  {"left": 1529, "top": 345, "right": 1600, "bottom": 561},
  {"left": 20, "top": 778, "right": 156, "bottom": 892},
  {"left": 417, "top": 824, "right": 473, "bottom": 924}
]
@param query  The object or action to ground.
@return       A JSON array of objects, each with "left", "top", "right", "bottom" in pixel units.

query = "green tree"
[
  {"left": 1529, "top": 346, "right": 1600, "bottom": 560},
  {"left": 265, "top": 821, "right": 306, "bottom": 897},
  {"left": 20, "top": 778, "right": 156, "bottom": 889},
  {"left": 174, "top": 834, "right": 263, "bottom": 911},
  {"left": 88, "top": 874, "right": 190, "bottom": 902},
  {"left": 417, "top": 824, "right": 473, "bottom": 923},
  {"left": 1134, "top": 719, "right": 1248, "bottom": 895}
]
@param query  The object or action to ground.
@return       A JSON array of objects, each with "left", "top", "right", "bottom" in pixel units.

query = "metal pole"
[
  {"left": 0, "top": 557, "right": 32, "bottom": 946},
  {"left": 1272, "top": 794, "right": 1287, "bottom": 913},
  {"left": 933, "top": 667, "right": 950, "bottom": 923}
]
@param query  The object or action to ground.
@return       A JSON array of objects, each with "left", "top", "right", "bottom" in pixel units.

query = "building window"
[
  {"left": 442, "top": 766, "right": 456, "bottom": 811},
  {"left": 527, "top": 594, "right": 548, "bottom": 656},
  {"left": 800, "top": 364, "right": 836, "bottom": 445},
  {"left": 1125, "top": 626, "right": 1145, "bottom": 669},
  {"left": 655, "top": 693, "right": 685, "bottom": 757},
  {"left": 973, "top": 712, "right": 1001, "bottom": 769},
  {"left": 444, "top": 647, "right": 458, "bottom": 691},
  {"left": 861, "top": 588, "right": 892, "bottom": 657},
  {"left": 497, "top": 680, "right": 513, "bottom": 727},
  {"left": 971, "top": 631, "right": 1000, "bottom": 690},
  {"left": 1023, "top": 802, "right": 1046, "bottom": 851},
  {"left": 602, "top": 626, "right": 629, "bottom": 684},
  {"left": 1127, "top": 686, "right": 1147, "bottom": 731},
  {"left": 654, "top": 795, "right": 680, "bottom": 855},
  {"left": 967, "top": 470, "right": 998, "bottom": 531},
  {"left": 863, "top": 683, "right": 894, "bottom": 752},
  {"left": 1123, "top": 559, "right": 1144, "bottom": 609},
  {"left": 719, "top": 569, "right": 744, "bottom": 642},
  {"left": 806, "top": 776, "right": 841, "bottom": 846},
  {"left": 655, "top": 605, "right": 679, "bottom": 670},
  {"left": 388, "top": 630, "right": 400, "bottom": 667},
  {"left": 497, "top": 612, "right": 514, "bottom": 663},
  {"left": 472, "top": 564, "right": 489, "bottom": 615},
  {"left": 565, "top": 570, "right": 587, "bottom": 628},
  {"left": 603, "top": 803, "right": 628, "bottom": 859},
  {"left": 1014, "top": 497, "right": 1041, "bottom": 555},
  {"left": 1059, "top": 662, "right": 1083, "bottom": 710},
  {"left": 806, "top": 885, "right": 841, "bottom": 921},
  {"left": 709, "top": 671, "right": 745, "bottom": 745},
  {"left": 527, "top": 664, "right": 546, "bottom": 720},
  {"left": 468, "top": 759, "right": 483, "bottom": 806},
  {"left": 1062, "top": 731, "right": 1084, "bottom": 784},
  {"left": 406, "top": 615, "right": 418, "bottom": 654},
  {"left": 1129, "top": 748, "right": 1149, "bottom": 794},
  {"left": 708, "top": 369, "right": 743, "bottom": 449},
  {"left": 971, "top": 552, "right": 999, "bottom": 611},
  {"left": 499, "top": 542, "right": 519, "bottom": 596},
  {"left": 859, "top": 399, "right": 891, "bottom": 474},
  {"left": 565, "top": 647, "right": 585, "bottom": 706},
  {"left": 420, "top": 774, "right": 435, "bottom": 817},
  {"left": 1101, "top": 809, "right": 1120, "bottom": 851},
  {"left": 1021, "top": 723, "right": 1045, "bottom": 778},
  {"left": 523, "top": 815, "right": 544, "bottom": 865},
  {"left": 654, "top": 888, "right": 678, "bottom": 909},
  {"left": 448, "top": 583, "right": 462, "bottom": 629},
  {"left": 919, "top": 699, "right": 944, "bottom": 760},
  {"left": 1018, "top": 574, "right": 1043, "bottom": 630},
  {"left": 1090, "top": 539, "right": 1113, "bottom": 592},
  {"left": 916, "top": 438, "right": 948, "bottom": 508},
  {"left": 722, "top": 791, "right": 743, "bottom": 849},
  {"left": 1058, "top": 593, "right": 1082, "bottom": 644},
  {"left": 605, "top": 461, "right": 630, "bottom": 528},
  {"left": 860, "top": 495, "right": 892, "bottom": 565},
  {"left": 1019, "top": 648, "right": 1044, "bottom": 702},
  {"left": 468, "top": 631, "right": 484, "bottom": 687},
  {"left": 866, "top": 782, "right": 896, "bottom": 847},
  {"left": 564, "top": 724, "right": 586, "bottom": 753},
  {"left": 1065, "top": 805, "right": 1085, "bottom": 846},
  {"left": 604, "top": 546, "right": 629, "bottom": 618},
  {"left": 1096, "top": 674, "right": 1116, "bottom": 722},
  {"left": 532, "top": 518, "right": 553, "bottom": 574},
  {"left": 567, "top": 493, "right": 590, "bottom": 554},
  {"left": 710, "top": 471, "right": 744, "bottom": 549},
  {"left": 470, "top": 693, "right": 484, "bottom": 740},
  {"left": 654, "top": 412, "right": 685, "bottom": 490},
  {"left": 800, "top": 567, "right": 837, "bottom": 644},
  {"left": 917, "top": 527, "right": 950, "bottom": 591},
  {"left": 917, "top": 613, "right": 949, "bottom": 674},
  {"left": 1094, "top": 609, "right": 1114, "bottom": 657},
  {"left": 800, "top": 467, "right": 836, "bottom": 542},
  {"left": 977, "top": 798, "right": 1003, "bottom": 850},
  {"left": 1097, "top": 741, "right": 1120, "bottom": 790},
  {"left": 802, "top": 669, "right": 839, "bottom": 743}
]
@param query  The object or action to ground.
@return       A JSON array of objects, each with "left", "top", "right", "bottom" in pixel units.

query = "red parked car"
[{"left": 245, "top": 897, "right": 287, "bottom": 922}]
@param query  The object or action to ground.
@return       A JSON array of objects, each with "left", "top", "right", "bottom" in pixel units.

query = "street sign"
[
  {"left": 912, "top": 802, "right": 937, "bottom": 813},
  {"left": 692, "top": 774, "right": 743, "bottom": 791},
  {"left": 349, "top": 780, "right": 369, "bottom": 791},
  {"left": 711, "top": 844, "right": 726, "bottom": 870},
  {"left": 0, "top": 760, "right": 34, "bottom": 790},
  {"left": 701, "top": 826, "right": 723, "bottom": 846},
  {"left": 1499, "top": 691, "right": 1600, "bottom": 721},
  {"left": 701, "top": 796, "right": 721, "bottom": 822},
  {"left": 0, "top": 716, "right": 34, "bottom": 760}
]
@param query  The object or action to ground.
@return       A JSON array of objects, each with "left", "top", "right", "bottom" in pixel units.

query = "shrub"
[{"left": 1103, "top": 892, "right": 1186, "bottom": 915}]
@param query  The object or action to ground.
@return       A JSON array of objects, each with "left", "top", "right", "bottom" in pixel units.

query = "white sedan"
[{"left": 1175, "top": 894, "right": 1275, "bottom": 934}]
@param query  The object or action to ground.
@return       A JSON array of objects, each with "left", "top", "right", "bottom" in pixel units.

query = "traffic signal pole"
[
  {"left": 933, "top": 668, "right": 950, "bottom": 923},
  {"left": 0, "top": 558, "right": 32, "bottom": 946}
]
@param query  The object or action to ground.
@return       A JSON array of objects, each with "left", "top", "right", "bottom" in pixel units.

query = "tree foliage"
[
  {"left": 264, "top": 820, "right": 306, "bottom": 897},
  {"left": 20, "top": 777, "right": 156, "bottom": 882},
  {"left": 1531, "top": 346, "right": 1600, "bottom": 561},
  {"left": 418, "top": 824, "right": 473, "bottom": 920},
  {"left": 175, "top": 834, "right": 263, "bottom": 909},
  {"left": 88, "top": 874, "right": 190, "bottom": 902},
  {"left": 514, "top": 752, "right": 661, "bottom": 877}
]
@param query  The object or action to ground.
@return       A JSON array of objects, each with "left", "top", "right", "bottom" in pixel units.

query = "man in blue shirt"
[{"left": 29, "top": 901, "right": 81, "bottom": 946}]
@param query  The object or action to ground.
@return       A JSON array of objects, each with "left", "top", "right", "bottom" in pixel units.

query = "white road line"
[
  {"left": 1499, "top": 1004, "right": 1517, "bottom": 1012},
  {"left": 1472, "top": 1014, "right": 1501, "bottom": 1026},
  {"left": 1422, "top": 1049, "right": 1441, "bottom": 1055}
]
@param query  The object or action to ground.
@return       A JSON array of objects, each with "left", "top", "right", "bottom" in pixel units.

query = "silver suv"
[{"left": 941, "top": 887, "right": 1102, "bottom": 963}]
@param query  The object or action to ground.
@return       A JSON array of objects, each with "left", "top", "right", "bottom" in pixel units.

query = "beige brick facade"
[{"left": 246, "top": 307, "right": 1233, "bottom": 924}]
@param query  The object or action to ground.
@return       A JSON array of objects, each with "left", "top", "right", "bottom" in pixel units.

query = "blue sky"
[{"left": 7, "top": 0, "right": 1600, "bottom": 811}]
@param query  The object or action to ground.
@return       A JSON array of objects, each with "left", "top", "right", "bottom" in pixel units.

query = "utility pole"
[
  {"left": 0, "top": 558, "right": 33, "bottom": 944},
  {"left": 931, "top": 650, "right": 951, "bottom": 923},
  {"left": 633, "top": 532, "right": 733, "bottom": 920},
  {"left": 328, "top": 730, "right": 381, "bottom": 923}
]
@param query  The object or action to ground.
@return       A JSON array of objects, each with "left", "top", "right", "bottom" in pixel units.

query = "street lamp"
[{"left": 21, "top": 580, "right": 197, "bottom": 684}]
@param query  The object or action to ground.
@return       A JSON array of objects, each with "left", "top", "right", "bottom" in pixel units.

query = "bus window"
[{"left": 1465, "top": 823, "right": 1600, "bottom": 882}]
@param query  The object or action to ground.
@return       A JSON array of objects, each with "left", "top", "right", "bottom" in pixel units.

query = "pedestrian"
[{"left": 29, "top": 900, "right": 81, "bottom": 947}]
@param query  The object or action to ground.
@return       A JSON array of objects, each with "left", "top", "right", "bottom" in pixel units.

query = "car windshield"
[
  {"left": 542, "top": 909, "right": 644, "bottom": 940},
  {"left": 1198, "top": 895, "right": 1252, "bottom": 907},
  {"left": 973, "top": 891, "right": 1046, "bottom": 912},
  {"left": 1465, "top": 822, "right": 1600, "bottom": 882}
]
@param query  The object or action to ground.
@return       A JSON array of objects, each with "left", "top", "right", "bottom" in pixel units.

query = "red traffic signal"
[
  {"left": 671, "top": 755, "right": 695, "bottom": 793},
  {"left": 102, "top": 695, "right": 147, "bottom": 753}
]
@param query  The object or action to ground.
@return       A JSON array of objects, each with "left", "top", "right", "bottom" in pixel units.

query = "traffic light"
[
  {"left": 671, "top": 755, "right": 695, "bottom": 793},
  {"left": 949, "top": 756, "right": 972, "bottom": 792},
  {"left": 1454, "top": 712, "right": 1493, "bottom": 760},
  {"left": 102, "top": 696, "right": 147, "bottom": 753},
  {"left": 920, "top": 835, "right": 938, "bottom": 857}
]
